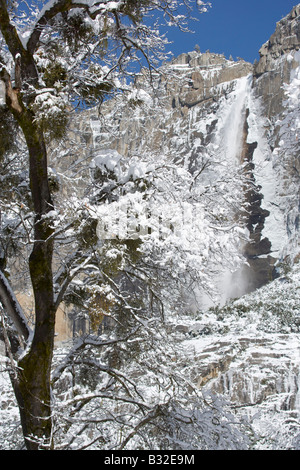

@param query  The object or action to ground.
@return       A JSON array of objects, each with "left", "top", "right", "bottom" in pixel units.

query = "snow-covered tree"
[{"left": 0, "top": 0, "right": 218, "bottom": 450}]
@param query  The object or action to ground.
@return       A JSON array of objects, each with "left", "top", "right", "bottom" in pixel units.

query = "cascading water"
[
  {"left": 212, "top": 73, "right": 279, "bottom": 302},
  {"left": 216, "top": 74, "right": 252, "bottom": 164},
  {"left": 208, "top": 74, "right": 258, "bottom": 303}
]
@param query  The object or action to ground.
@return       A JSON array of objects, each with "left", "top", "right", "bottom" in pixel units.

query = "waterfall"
[
  {"left": 212, "top": 75, "right": 254, "bottom": 304},
  {"left": 216, "top": 74, "right": 252, "bottom": 163}
]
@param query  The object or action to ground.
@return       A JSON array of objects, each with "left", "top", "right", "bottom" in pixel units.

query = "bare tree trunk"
[
  {"left": 13, "top": 111, "right": 56, "bottom": 450},
  {"left": 21, "top": 122, "right": 55, "bottom": 449},
  {"left": 0, "top": 85, "right": 56, "bottom": 449}
]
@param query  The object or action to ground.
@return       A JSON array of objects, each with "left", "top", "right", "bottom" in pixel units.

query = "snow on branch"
[
  {"left": 52, "top": 325, "right": 140, "bottom": 382},
  {"left": 0, "top": 269, "right": 32, "bottom": 342}
]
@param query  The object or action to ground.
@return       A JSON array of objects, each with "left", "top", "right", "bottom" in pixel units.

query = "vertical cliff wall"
[{"left": 251, "top": 4, "right": 300, "bottom": 266}]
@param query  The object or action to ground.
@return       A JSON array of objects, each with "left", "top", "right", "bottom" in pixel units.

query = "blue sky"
[
  {"left": 163, "top": 0, "right": 298, "bottom": 63},
  {"left": 18, "top": 1, "right": 298, "bottom": 65}
]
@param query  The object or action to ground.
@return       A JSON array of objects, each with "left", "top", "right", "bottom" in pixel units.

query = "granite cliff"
[{"left": 64, "top": 5, "right": 299, "bottom": 297}]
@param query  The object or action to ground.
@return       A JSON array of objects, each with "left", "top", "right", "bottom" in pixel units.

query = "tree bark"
[
  {"left": 12, "top": 110, "right": 56, "bottom": 449},
  {"left": 0, "top": 10, "right": 56, "bottom": 444},
  {"left": 17, "top": 101, "right": 56, "bottom": 448}
]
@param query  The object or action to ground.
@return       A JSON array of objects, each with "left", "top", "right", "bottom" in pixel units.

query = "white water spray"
[{"left": 216, "top": 74, "right": 252, "bottom": 163}]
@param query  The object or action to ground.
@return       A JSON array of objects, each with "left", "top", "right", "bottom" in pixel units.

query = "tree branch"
[
  {"left": 26, "top": 0, "right": 113, "bottom": 53},
  {"left": 53, "top": 254, "right": 93, "bottom": 312},
  {"left": 118, "top": 403, "right": 164, "bottom": 449},
  {"left": 0, "top": 0, "right": 25, "bottom": 58},
  {"left": 0, "top": 66, "right": 23, "bottom": 113},
  {"left": 0, "top": 270, "right": 31, "bottom": 341},
  {"left": 52, "top": 326, "right": 140, "bottom": 383}
]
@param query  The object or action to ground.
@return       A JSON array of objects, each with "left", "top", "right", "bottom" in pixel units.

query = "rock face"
[
  {"left": 196, "top": 334, "right": 300, "bottom": 409},
  {"left": 168, "top": 51, "right": 253, "bottom": 111},
  {"left": 80, "top": 51, "right": 253, "bottom": 166},
  {"left": 253, "top": 4, "right": 300, "bottom": 123},
  {"left": 250, "top": 4, "right": 300, "bottom": 267},
  {"left": 255, "top": 5, "right": 300, "bottom": 77}
]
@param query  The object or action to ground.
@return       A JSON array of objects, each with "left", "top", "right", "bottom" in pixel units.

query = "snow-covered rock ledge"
[{"left": 172, "top": 262, "right": 300, "bottom": 448}]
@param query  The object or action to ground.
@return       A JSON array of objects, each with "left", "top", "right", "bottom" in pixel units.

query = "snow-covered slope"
[
  {"left": 251, "top": 46, "right": 300, "bottom": 265},
  {"left": 175, "top": 261, "right": 300, "bottom": 449}
]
